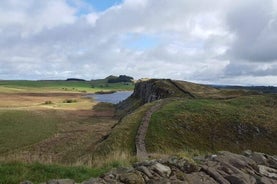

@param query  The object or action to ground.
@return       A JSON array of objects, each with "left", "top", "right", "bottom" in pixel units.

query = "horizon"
[
  {"left": 0, "top": 0, "right": 277, "bottom": 86},
  {"left": 1, "top": 77, "right": 277, "bottom": 87}
]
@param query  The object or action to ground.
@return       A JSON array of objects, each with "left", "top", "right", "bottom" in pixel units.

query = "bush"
[
  {"left": 107, "top": 75, "right": 133, "bottom": 83},
  {"left": 43, "top": 101, "right": 53, "bottom": 105},
  {"left": 63, "top": 99, "right": 77, "bottom": 103}
]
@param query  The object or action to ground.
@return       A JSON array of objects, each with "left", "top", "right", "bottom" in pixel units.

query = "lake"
[{"left": 86, "top": 91, "right": 133, "bottom": 104}]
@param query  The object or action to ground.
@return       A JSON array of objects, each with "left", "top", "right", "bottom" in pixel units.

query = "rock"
[
  {"left": 165, "top": 156, "right": 199, "bottom": 173},
  {"left": 267, "top": 155, "right": 277, "bottom": 169},
  {"left": 201, "top": 165, "right": 230, "bottom": 184},
  {"left": 81, "top": 178, "right": 107, "bottom": 184},
  {"left": 243, "top": 150, "right": 252, "bottom": 157},
  {"left": 175, "top": 170, "right": 187, "bottom": 181},
  {"left": 185, "top": 172, "right": 218, "bottom": 184},
  {"left": 136, "top": 165, "right": 153, "bottom": 178},
  {"left": 251, "top": 152, "right": 268, "bottom": 165},
  {"left": 147, "top": 178, "right": 171, "bottom": 184},
  {"left": 20, "top": 181, "right": 33, "bottom": 184},
  {"left": 119, "top": 171, "right": 144, "bottom": 184},
  {"left": 258, "top": 165, "right": 277, "bottom": 179},
  {"left": 47, "top": 179, "right": 75, "bottom": 184},
  {"left": 260, "top": 177, "right": 277, "bottom": 184},
  {"left": 151, "top": 163, "right": 171, "bottom": 177}
]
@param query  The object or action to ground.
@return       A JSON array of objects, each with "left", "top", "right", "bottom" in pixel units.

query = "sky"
[{"left": 0, "top": 0, "right": 277, "bottom": 86}]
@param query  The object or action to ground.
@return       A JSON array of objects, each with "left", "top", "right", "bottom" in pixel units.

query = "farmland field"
[{"left": 0, "top": 80, "right": 134, "bottom": 165}]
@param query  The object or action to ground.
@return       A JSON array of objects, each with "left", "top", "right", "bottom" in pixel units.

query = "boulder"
[
  {"left": 119, "top": 171, "right": 144, "bottom": 184},
  {"left": 47, "top": 179, "right": 75, "bottom": 184},
  {"left": 151, "top": 163, "right": 171, "bottom": 177}
]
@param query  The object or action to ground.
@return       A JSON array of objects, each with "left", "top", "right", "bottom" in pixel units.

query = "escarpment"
[{"left": 116, "top": 79, "right": 215, "bottom": 116}]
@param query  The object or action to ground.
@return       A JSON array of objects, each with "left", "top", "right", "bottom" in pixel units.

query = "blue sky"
[
  {"left": 122, "top": 34, "right": 160, "bottom": 51},
  {"left": 0, "top": 0, "right": 276, "bottom": 85},
  {"left": 84, "top": 0, "right": 123, "bottom": 11}
]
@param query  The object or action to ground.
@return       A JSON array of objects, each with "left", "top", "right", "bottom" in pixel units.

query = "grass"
[
  {"left": 0, "top": 161, "right": 111, "bottom": 184},
  {"left": 0, "top": 110, "right": 58, "bottom": 154},
  {"left": 94, "top": 102, "right": 156, "bottom": 158},
  {"left": 0, "top": 92, "right": 117, "bottom": 165},
  {"left": 146, "top": 95, "right": 277, "bottom": 155},
  {"left": 0, "top": 80, "right": 134, "bottom": 93}
]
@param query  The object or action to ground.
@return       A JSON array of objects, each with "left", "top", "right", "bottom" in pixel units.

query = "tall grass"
[
  {"left": 0, "top": 110, "right": 58, "bottom": 154},
  {"left": 0, "top": 161, "right": 111, "bottom": 184}
]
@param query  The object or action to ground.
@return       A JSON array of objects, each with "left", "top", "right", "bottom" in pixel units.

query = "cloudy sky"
[{"left": 0, "top": 0, "right": 276, "bottom": 85}]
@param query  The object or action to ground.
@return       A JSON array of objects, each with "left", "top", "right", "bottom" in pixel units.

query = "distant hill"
[
  {"left": 211, "top": 85, "right": 277, "bottom": 94},
  {"left": 66, "top": 78, "right": 86, "bottom": 81}
]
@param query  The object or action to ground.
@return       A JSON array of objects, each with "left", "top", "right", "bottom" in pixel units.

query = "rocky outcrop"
[
  {"left": 130, "top": 79, "right": 195, "bottom": 104},
  {"left": 27, "top": 151, "right": 277, "bottom": 184},
  {"left": 131, "top": 79, "right": 174, "bottom": 103}
]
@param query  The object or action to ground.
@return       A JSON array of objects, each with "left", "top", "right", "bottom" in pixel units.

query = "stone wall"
[{"left": 22, "top": 151, "right": 277, "bottom": 184}]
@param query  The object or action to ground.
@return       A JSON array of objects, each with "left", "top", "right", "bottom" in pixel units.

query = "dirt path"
[{"left": 135, "top": 101, "right": 163, "bottom": 160}]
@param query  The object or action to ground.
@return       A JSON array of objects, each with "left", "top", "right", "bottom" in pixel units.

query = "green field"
[
  {"left": 0, "top": 110, "right": 58, "bottom": 154},
  {"left": 0, "top": 80, "right": 134, "bottom": 93}
]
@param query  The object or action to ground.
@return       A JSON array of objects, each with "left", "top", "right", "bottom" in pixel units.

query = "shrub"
[
  {"left": 43, "top": 101, "right": 53, "bottom": 105},
  {"left": 63, "top": 99, "right": 77, "bottom": 103}
]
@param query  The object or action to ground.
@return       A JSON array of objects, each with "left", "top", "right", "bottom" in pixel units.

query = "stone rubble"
[{"left": 21, "top": 151, "right": 277, "bottom": 184}]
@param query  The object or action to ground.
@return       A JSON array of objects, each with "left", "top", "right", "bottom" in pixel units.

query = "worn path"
[{"left": 135, "top": 101, "right": 163, "bottom": 160}]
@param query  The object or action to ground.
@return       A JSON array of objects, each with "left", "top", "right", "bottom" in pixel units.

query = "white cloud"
[{"left": 0, "top": 0, "right": 276, "bottom": 85}]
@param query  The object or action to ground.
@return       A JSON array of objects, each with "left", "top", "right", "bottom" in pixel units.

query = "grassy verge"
[
  {"left": 146, "top": 95, "right": 277, "bottom": 155},
  {"left": 0, "top": 161, "right": 111, "bottom": 184}
]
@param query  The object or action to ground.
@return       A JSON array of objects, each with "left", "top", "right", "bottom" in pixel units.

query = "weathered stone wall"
[{"left": 23, "top": 151, "right": 277, "bottom": 184}]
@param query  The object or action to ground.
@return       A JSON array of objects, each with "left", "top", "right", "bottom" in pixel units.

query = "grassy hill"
[
  {"left": 146, "top": 95, "right": 277, "bottom": 155},
  {"left": 96, "top": 79, "right": 277, "bottom": 159}
]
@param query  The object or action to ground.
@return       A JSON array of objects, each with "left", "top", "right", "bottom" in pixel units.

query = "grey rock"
[
  {"left": 165, "top": 156, "right": 199, "bottom": 173},
  {"left": 201, "top": 165, "right": 230, "bottom": 184},
  {"left": 118, "top": 171, "right": 144, "bottom": 184},
  {"left": 20, "top": 181, "right": 33, "bottom": 184},
  {"left": 267, "top": 155, "right": 277, "bottom": 169},
  {"left": 151, "top": 163, "right": 171, "bottom": 177},
  {"left": 260, "top": 177, "right": 277, "bottom": 184},
  {"left": 251, "top": 152, "right": 268, "bottom": 165},
  {"left": 185, "top": 172, "right": 217, "bottom": 184},
  {"left": 147, "top": 178, "right": 171, "bottom": 184},
  {"left": 243, "top": 150, "right": 252, "bottom": 157},
  {"left": 81, "top": 178, "right": 106, "bottom": 184},
  {"left": 47, "top": 179, "right": 75, "bottom": 184},
  {"left": 258, "top": 165, "right": 277, "bottom": 179},
  {"left": 136, "top": 165, "right": 153, "bottom": 178}
]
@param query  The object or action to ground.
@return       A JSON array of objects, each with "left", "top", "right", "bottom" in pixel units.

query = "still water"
[{"left": 86, "top": 91, "right": 133, "bottom": 104}]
